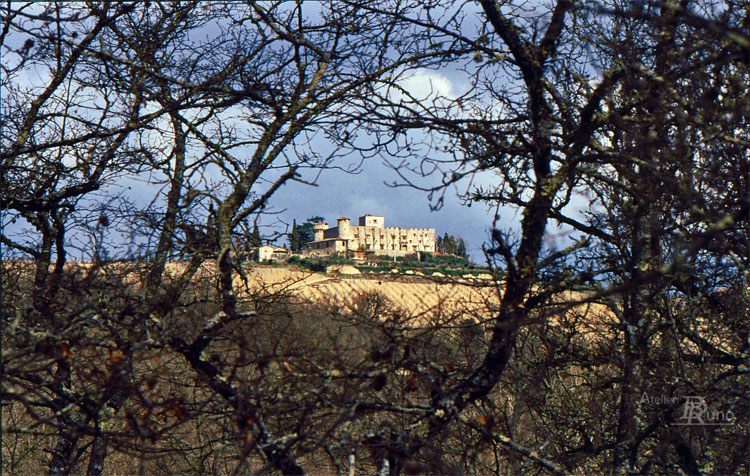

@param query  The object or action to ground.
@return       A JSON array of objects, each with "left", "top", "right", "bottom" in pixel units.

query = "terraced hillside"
[{"left": 230, "top": 265, "right": 500, "bottom": 318}]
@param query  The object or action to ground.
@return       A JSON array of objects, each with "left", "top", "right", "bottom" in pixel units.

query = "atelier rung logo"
[{"left": 673, "top": 396, "right": 736, "bottom": 426}]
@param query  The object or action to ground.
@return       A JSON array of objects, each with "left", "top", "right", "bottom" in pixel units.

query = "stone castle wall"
[{"left": 306, "top": 214, "right": 435, "bottom": 256}]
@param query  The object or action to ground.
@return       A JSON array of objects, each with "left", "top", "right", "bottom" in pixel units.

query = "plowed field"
[{"left": 232, "top": 266, "right": 500, "bottom": 317}]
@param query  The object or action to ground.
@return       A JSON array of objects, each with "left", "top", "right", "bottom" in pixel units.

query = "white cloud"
[{"left": 399, "top": 69, "right": 456, "bottom": 103}]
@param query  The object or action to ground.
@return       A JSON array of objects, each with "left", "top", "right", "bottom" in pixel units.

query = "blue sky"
[
  {"left": 251, "top": 66, "right": 504, "bottom": 263},
  {"left": 267, "top": 147, "right": 500, "bottom": 262},
  {"left": 2, "top": 4, "right": 562, "bottom": 265}
]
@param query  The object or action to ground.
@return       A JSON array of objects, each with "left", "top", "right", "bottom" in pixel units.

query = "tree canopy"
[
  {"left": 437, "top": 233, "right": 468, "bottom": 257},
  {"left": 296, "top": 216, "right": 326, "bottom": 248}
]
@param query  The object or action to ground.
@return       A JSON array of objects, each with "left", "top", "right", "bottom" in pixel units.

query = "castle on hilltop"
[{"left": 306, "top": 214, "right": 435, "bottom": 257}]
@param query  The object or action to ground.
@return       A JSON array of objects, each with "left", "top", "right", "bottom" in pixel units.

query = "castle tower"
[
  {"left": 359, "top": 214, "right": 384, "bottom": 227},
  {"left": 313, "top": 222, "right": 327, "bottom": 241},
  {"left": 336, "top": 217, "right": 351, "bottom": 239}
]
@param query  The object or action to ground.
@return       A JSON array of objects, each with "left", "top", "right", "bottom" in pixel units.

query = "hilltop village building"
[{"left": 306, "top": 214, "right": 436, "bottom": 257}]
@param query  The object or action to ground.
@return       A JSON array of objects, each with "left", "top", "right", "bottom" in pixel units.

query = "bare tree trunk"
[
  {"left": 48, "top": 431, "right": 77, "bottom": 476},
  {"left": 145, "top": 113, "right": 187, "bottom": 296},
  {"left": 48, "top": 362, "right": 77, "bottom": 476},
  {"left": 86, "top": 387, "right": 129, "bottom": 476},
  {"left": 85, "top": 435, "right": 109, "bottom": 476}
]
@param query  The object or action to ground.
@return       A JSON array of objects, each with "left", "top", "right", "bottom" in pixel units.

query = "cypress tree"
[
  {"left": 251, "top": 224, "right": 262, "bottom": 247},
  {"left": 446, "top": 234, "right": 456, "bottom": 255},
  {"left": 290, "top": 219, "right": 300, "bottom": 251},
  {"left": 457, "top": 238, "right": 466, "bottom": 257}
]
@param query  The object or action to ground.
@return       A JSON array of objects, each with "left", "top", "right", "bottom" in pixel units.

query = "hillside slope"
[{"left": 233, "top": 266, "right": 500, "bottom": 318}]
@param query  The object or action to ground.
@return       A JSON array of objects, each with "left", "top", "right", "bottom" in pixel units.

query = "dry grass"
[{"left": 230, "top": 265, "right": 501, "bottom": 319}]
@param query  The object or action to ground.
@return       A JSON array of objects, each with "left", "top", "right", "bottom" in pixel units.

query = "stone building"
[
  {"left": 233, "top": 243, "right": 290, "bottom": 262},
  {"left": 253, "top": 245, "right": 290, "bottom": 262},
  {"left": 305, "top": 214, "right": 435, "bottom": 257}
]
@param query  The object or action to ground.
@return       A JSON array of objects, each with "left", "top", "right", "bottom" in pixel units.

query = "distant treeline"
[{"left": 436, "top": 233, "right": 467, "bottom": 257}]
